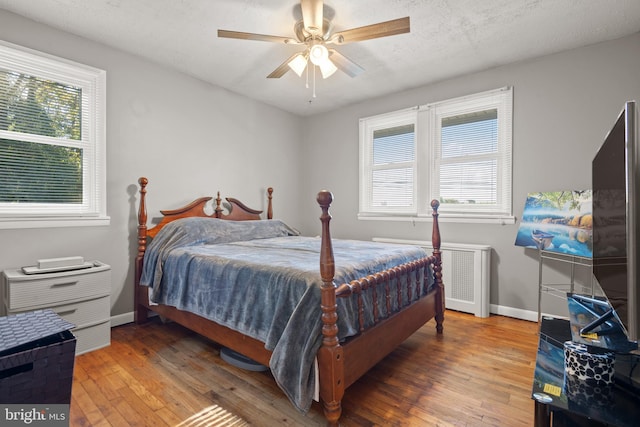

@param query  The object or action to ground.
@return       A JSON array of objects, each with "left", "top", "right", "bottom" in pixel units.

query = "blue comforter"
[{"left": 139, "top": 217, "right": 432, "bottom": 412}]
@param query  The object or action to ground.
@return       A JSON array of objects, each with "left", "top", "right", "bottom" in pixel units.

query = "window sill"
[
  {"left": 357, "top": 213, "right": 516, "bottom": 225},
  {"left": 0, "top": 216, "right": 111, "bottom": 230}
]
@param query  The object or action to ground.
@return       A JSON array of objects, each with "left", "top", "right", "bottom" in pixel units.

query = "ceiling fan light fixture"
[
  {"left": 288, "top": 52, "right": 308, "bottom": 77},
  {"left": 318, "top": 59, "right": 337, "bottom": 79},
  {"left": 309, "top": 44, "right": 329, "bottom": 66}
]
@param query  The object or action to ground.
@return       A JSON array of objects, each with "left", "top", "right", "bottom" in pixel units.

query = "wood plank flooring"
[{"left": 69, "top": 310, "right": 539, "bottom": 426}]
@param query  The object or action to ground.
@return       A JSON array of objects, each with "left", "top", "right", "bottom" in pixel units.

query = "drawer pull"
[
  {"left": 56, "top": 309, "right": 77, "bottom": 317},
  {"left": 51, "top": 281, "right": 79, "bottom": 288}
]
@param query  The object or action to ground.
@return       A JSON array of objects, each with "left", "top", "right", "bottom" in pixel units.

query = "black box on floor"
[{"left": 0, "top": 309, "right": 76, "bottom": 404}]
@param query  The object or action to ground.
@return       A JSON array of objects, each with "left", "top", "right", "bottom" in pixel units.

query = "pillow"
[
  {"left": 155, "top": 217, "right": 298, "bottom": 246},
  {"left": 140, "top": 217, "right": 299, "bottom": 287}
]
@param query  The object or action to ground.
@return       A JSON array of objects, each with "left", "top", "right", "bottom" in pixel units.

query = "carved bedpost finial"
[
  {"left": 317, "top": 190, "right": 333, "bottom": 213},
  {"left": 430, "top": 199, "right": 441, "bottom": 252},
  {"left": 215, "top": 191, "right": 223, "bottom": 218},
  {"left": 267, "top": 187, "right": 273, "bottom": 220}
]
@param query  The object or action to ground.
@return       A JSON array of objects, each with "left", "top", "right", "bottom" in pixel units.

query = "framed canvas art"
[{"left": 514, "top": 190, "right": 592, "bottom": 258}]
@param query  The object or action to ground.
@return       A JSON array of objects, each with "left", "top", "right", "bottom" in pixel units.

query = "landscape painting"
[{"left": 514, "top": 190, "right": 593, "bottom": 258}]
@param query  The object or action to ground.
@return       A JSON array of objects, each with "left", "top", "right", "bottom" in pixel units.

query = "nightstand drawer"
[
  {"left": 48, "top": 295, "right": 110, "bottom": 329},
  {"left": 73, "top": 320, "right": 111, "bottom": 355},
  {"left": 4, "top": 265, "right": 110, "bottom": 311}
]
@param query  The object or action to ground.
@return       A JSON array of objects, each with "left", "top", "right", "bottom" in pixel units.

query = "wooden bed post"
[
  {"left": 135, "top": 177, "right": 150, "bottom": 323},
  {"left": 431, "top": 199, "right": 445, "bottom": 334},
  {"left": 267, "top": 187, "right": 273, "bottom": 219},
  {"left": 214, "top": 191, "right": 223, "bottom": 218},
  {"left": 316, "top": 190, "right": 344, "bottom": 427}
]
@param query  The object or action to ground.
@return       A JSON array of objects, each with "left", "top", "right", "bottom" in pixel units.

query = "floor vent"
[{"left": 373, "top": 238, "right": 491, "bottom": 317}]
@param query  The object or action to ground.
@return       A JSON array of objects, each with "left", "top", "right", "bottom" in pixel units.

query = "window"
[
  {"left": 359, "top": 87, "right": 513, "bottom": 223},
  {"left": 359, "top": 109, "right": 417, "bottom": 214},
  {"left": 0, "top": 41, "right": 107, "bottom": 228}
]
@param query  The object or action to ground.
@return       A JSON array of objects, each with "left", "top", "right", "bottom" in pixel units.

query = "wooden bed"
[{"left": 134, "top": 177, "right": 445, "bottom": 426}]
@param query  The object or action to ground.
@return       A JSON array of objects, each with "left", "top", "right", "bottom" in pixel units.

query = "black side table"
[{"left": 532, "top": 317, "right": 640, "bottom": 427}]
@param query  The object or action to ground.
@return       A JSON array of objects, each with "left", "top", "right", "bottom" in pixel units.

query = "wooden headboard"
[{"left": 136, "top": 176, "right": 273, "bottom": 268}]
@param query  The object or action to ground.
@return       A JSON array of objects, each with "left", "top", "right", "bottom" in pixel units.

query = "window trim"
[
  {"left": 358, "top": 87, "right": 515, "bottom": 224},
  {"left": 0, "top": 40, "right": 108, "bottom": 229},
  {"left": 427, "top": 87, "right": 513, "bottom": 217}
]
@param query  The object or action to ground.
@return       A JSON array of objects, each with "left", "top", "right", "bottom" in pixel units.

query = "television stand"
[
  {"left": 615, "top": 351, "right": 640, "bottom": 394},
  {"left": 532, "top": 317, "right": 640, "bottom": 427}
]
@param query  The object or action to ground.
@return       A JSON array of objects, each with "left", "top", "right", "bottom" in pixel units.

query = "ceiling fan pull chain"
[
  {"left": 305, "top": 61, "right": 310, "bottom": 89},
  {"left": 312, "top": 65, "right": 317, "bottom": 98}
]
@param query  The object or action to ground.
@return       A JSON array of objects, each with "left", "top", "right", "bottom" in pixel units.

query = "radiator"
[{"left": 373, "top": 238, "right": 491, "bottom": 317}]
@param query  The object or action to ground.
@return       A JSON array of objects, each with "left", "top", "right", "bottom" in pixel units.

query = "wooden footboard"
[
  {"left": 134, "top": 178, "right": 444, "bottom": 427},
  {"left": 316, "top": 191, "right": 444, "bottom": 425}
]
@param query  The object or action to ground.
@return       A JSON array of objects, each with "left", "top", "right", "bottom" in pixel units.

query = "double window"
[
  {"left": 359, "top": 87, "right": 513, "bottom": 223},
  {"left": 0, "top": 41, "right": 107, "bottom": 228}
]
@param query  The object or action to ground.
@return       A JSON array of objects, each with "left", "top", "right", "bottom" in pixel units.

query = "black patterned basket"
[{"left": 0, "top": 310, "right": 76, "bottom": 404}]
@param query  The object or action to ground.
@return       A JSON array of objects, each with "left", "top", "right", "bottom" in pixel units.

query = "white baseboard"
[
  {"left": 110, "top": 311, "right": 159, "bottom": 327},
  {"left": 489, "top": 304, "right": 569, "bottom": 322},
  {"left": 490, "top": 304, "right": 538, "bottom": 322},
  {"left": 111, "top": 311, "right": 134, "bottom": 327}
]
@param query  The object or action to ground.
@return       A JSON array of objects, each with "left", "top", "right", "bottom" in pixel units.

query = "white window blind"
[
  {"left": 359, "top": 109, "right": 417, "bottom": 215},
  {"left": 0, "top": 41, "right": 107, "bottom": 228},
  {"left": 359, "top": 87, "right": 513, "bottom": 223},
  {"left": 439, "top": 110, "right": 499, "bottom": 205},
  {"left": 371, "top": 124, "right": 415, "bottom": 208}
]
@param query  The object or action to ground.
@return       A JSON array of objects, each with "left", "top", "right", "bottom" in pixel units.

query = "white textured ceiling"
[{"left": 1, "top": 0, "right": 639, "bottom": 116}]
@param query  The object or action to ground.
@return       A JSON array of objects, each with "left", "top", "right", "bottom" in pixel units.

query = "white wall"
[
  {"left": 0, "top": 10, "right": 303, "bottom": 321},
  {"left": 298, "top": 32, "right": 640, "bottom": 319},
  {"left": 2, "top": 7, "right": 639, "bottom": 323}
]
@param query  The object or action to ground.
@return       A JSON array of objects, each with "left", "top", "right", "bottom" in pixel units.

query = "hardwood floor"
[{"left": 69, "top": 310, "right": 539, "bottom": 426}]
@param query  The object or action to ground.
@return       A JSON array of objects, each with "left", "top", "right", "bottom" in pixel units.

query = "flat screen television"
[{"left": 590, "top": 100, "right": 639, "bottom": 348}]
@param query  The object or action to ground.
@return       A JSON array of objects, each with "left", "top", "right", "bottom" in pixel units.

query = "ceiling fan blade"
[
  {"left": 328, "top": 49, "right": 364, "bottom": 78},
  {"left": 218, "top": 29, "right": 297, "bottom": 44},
  {"left": 266, "top": 52, "right": 304, "bottom": 78},
  {"left": 301, "top": 0, "right": 324, "bottom": 36},
  {"left": 331, "top": 16, "right": 410, "bottom": 44}
]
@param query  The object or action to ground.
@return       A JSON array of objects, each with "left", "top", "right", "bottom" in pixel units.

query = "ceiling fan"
[{"left": 217, "top": 0, "right": 410, "bottom": 82}]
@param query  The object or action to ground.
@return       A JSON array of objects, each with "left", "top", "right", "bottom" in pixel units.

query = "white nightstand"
[{"left": 2, "top": 261, "right": 111, "bottom": 355}]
